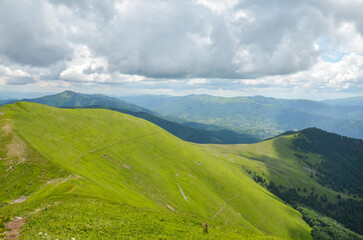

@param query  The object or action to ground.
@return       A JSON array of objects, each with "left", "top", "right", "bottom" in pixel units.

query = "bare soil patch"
[
  {"left": 1, "top": 124, "right": 11, "bottom": 134},
  {"left": 6, "top": 135, "right": 27, "bottom": 162},
  {"left": 5, "top": 217, "right": 26, "bottom": 240},
  {"left": 11, "top": 196, "right": 27, "bottom": 204},
  {"left": 177, "top": 183, "right": 189, "bottom": 202}
]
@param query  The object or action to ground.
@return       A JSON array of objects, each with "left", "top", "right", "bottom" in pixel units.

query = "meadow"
[{"left": 0, "top": 102, "right": 312, "bottom": 239}]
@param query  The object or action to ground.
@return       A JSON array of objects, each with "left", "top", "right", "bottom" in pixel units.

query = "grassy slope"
[
  {"left": 0, "top": 102, "right": 311, "bottom": 239},
  {"left": 209, "top": 135, "right": 348, "bottom": 203},
  {"left": 79, "top": 106, "right": 259, "bottom": 144},
  {"left": 24, "top": 91, "right": 259, "bottom": 144}
]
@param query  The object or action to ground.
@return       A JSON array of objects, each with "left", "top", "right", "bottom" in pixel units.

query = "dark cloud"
[
  {"left": 64, "top": 0, "right": 362, "bottom": 79},
  {"left": 229, "top": 0, "right": 332, "bottom": 77},
  {"left": 86, "top": 1, "right": 236, "bottom": 79},
  {"left": 50, "top": 0, "right": 117, "bottom": 24},
  {"left": 316, "top": 0, "right": 363, "bottom": 36},
  {"left": 6, "top": 76, "right": 36, "bottom": 85},
  {"left": 0, "top": 0, "right": 72, "bottom": 66}
]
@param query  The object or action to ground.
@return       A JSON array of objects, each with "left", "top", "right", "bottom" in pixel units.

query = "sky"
[{"left": 0, "top": 0, "right": 363, "bottom": 100}]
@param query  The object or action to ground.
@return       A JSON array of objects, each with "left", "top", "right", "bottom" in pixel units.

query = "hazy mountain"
[
  {"left": 0, "top": 99, "right": 17, "bottom": 106},
  {"left": 120, "top": 94, "right": 363, "bottom": 139},
  {"left": 322, "top": 96, "right": 363, "bottom": 107}
]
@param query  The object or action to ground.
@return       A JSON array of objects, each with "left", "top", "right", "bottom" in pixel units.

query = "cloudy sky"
[{"left": 0, "top": 0, "right": 362, "bottom": 99}]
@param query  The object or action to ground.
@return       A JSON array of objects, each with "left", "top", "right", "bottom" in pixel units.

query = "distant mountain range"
[
  {"left": 1, "top": 92, "right": 362, "bottom": 140},
  {"left": 322, "top": 96, "right": 363, "bottom": 107},
  {"left": 120, "top": 94, "right": 363, "bottom": 139},
  {"left": 0, "top": 99, "right": 17, "bottom": 106}
]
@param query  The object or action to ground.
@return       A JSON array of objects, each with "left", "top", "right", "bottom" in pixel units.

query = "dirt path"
[
  {"left": 212, "top": 193, "right": 240, "bottom": 220},
  {"left": 177, "top": 183, "right": 189, "bottom": 202},
  {"left": 5, "top": 217, "right": 26, "bottom": 240}
]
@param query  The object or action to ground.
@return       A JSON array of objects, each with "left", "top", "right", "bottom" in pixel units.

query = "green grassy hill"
[
  {"left": 22, "top": 91, "right": 259, "bottom": 144},
  {"left": 209, "top": 129, "right": 363, "bottom": 237},
  {"left": 80, "top": 106, "right": 259, "bottom": 144},
  {"left": 0, "top": 102, "right": 311, "bottom": 239}
]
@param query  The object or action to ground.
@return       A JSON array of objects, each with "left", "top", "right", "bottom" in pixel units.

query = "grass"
[
  {"left": 0, "top": 214, "right": 10, "bottom": 238},
  {"left": 0, "top": 110, "right": 69, "bottom": 205},
  {"left": 20, "top": 199, "right": 284, "bottom": 240},
  {"left": 208, "top": 135, "right": 349, "bottom": 202},
  {"left": 0, "top": 102, "right": 312, "bottom": 239}
]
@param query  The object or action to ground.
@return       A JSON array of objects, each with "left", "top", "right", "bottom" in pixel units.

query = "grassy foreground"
[{"left": 0, "top": 102, "right": 311, "bottom": 239}]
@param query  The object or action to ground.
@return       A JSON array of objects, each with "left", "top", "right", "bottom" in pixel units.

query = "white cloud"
[
  {"left": 331, "top": 22, "right": 363, "bottom": 53},
  {"left": 112, "top": 73, "right": 147, "bottom": 83},
  {"left": 59, "top": 45, "right": 110, "bottom": 82},
  {"left": 0, "top": 0, "right": 362, "bottom": 97},
  {"left": 196, "top": 0, "right": 238, "bottom": 14},
  {"left": 237, "top": 53, "right": 363, "bottom": 92},
  {"left": 0, "top": 65, "right": 31, "bottom": 78},
  {"left": 187, "top": 78, "right": 210, "bottom": 85},
  {"left": 0, "top": 65, "right": 34, "bottom": 85},
  {"left": 0, "top": 0, "right": 72, "bottom": 66}
]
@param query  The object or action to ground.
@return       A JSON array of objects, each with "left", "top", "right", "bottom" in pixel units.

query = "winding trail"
[{"left": 212, "top": 193, "right": 240, "bottom": 220}]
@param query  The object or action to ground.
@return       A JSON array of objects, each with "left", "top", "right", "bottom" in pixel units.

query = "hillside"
[
  {"left": 292, "top": 128, "right": 363, "bottom": 197},
  {"left": 120, "top": 94, "right": 363, "bottom": 139},
  {"left": 103, "top": 108, "right": 259, "bottom": 144},
  {"left": 0, "top": 102, "right": 311, "bottom": 239},
  {"left": 23, "top": 91, "right": 259, "bottom": 144},
  {"left": 209, "top": 128, "right": 363, "bottom": 236}
]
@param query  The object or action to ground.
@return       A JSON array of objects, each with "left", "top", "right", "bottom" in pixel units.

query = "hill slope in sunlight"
[
  {"left": 0, "top": 102, "right": 311, "bottom": 239},
  {"left": 23, "top": 91, "right": 259, "bottom": 144}
]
